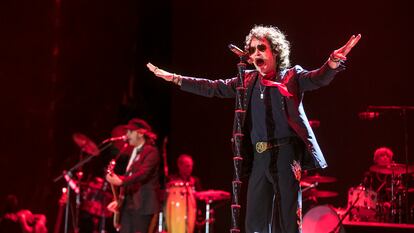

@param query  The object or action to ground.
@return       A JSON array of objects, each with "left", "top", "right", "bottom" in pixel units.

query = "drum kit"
[
  {"left": 347, "top": 162, "right": 414, "bottom": 223},
  {"left": 302, "top": 163, "right": 414, "bottom": 233},
  {"left": 164, "top": 181, "right": 230, "bottom": 233}
]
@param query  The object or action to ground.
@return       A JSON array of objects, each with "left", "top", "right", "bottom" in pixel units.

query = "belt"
[{"left": 255, "top": 137, "right": 295, "bottom": 153}]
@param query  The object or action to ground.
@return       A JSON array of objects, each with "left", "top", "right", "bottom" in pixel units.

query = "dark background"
[{"left": 1, "top": 0, "right": 413, "bottom": 232}]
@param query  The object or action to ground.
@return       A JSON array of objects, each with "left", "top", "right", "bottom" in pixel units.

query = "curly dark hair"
[{"left": 245, "top": 25, "right": 291, "bottom": 73}]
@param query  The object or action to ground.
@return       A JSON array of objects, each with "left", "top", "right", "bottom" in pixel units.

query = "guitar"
[{"left": 107, "top": 159, "right": 125, "bottom": 231}]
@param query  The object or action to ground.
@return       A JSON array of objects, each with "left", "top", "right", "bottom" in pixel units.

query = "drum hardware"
[
  {"left": 72, "top": 133, "right": 100, "bottom": 156},
  {"left": 306, "top": 189, "right": 339, "bottom": 198},
  {"left": 301, "top": 181, "right": 318, "bottom": 191},
  {"left": 302, "top": 173, "right": 338, "bottom": 183},
  {"left": 195, "top": 190, "right": 230, "bottom": 233},
  {"left": 362, "top": 105, "right": 414, "bottom": 223},
  {"left": 385, "top": 184, "right": 414, "bottom": 193},
  {"left": 369, "top": 163, "right": 414, "bottom": 175},
  {"left": 347, "top": 185, "right": 378, "bottom": 222},
  {"left": 326, "top": 189, "right": 366, "bottom": 233},
  {"left": 349, "top": 161, "right": 414, "bottom": 224},
  {"left": 385, "top": 168, "right": 411, "bottom": 224}
]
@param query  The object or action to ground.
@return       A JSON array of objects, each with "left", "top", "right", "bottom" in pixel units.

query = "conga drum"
[{"left": 165, "top": 182, "right": 196, "bottom": 233}]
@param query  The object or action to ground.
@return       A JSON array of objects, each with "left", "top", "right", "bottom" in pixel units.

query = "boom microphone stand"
[{"left": 53, "top": 142, "right": 113, "bottom": 233}]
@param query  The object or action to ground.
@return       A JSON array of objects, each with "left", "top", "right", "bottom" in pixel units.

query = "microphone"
[
  {"left": 63, "top": 172, "right": 79, "bottom": 194},
  {"left": 228, "top": 44, "right": 247, "bottom": 58},
  {"left": 358, "top": 111, "right": 379, "bottom": 120},
  {"left": 102, "top": 135, "right": 128, "bottom": 144}
]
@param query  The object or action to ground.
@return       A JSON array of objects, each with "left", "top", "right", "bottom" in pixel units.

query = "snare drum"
[
  {"left": 303, "top": 205, "right": 345, "bottom": 233},
  {"left": 348, "top": 185, "right": 378, "bottom": 221},
  {"left": 165, "top": 182, "right": 196, "bottom": 233}
]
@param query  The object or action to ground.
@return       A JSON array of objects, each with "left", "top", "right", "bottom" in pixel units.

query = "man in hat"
[{"left": 106, "top": 118, "right": 160, "bottom": 233}]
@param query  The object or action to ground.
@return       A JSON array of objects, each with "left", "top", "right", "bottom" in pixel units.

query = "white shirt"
[{"left": 126, "top": 144, "right": 143, "bottom": 173}]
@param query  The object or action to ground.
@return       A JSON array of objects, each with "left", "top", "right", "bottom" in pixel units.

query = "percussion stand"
[
  {"left": 390, "top": 170, "right": 397, "bottom": 223},
  {"left": 200, "top": 198, "right": 215, "bottom": 233}
]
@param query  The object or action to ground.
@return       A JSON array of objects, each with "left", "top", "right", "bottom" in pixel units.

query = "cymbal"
[
  {"left": 300, "top": 181, "right": 315, "bottom": 187},
  {"left": 302, "top": 173, "right": 337, "bottom": 183},
  {"left": 195, "top": 190, "right": 230, "bottom": 202},
  {"left": 305, "top": 189, "right": 338, "bottom": 198},
  {"left": 369, "top": 163, "right": 414, "bottom": 175},
  {"left": 72, "top": 133, "right": 99, "bottom": 156}
]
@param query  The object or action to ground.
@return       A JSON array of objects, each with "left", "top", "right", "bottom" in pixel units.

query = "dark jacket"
[
  {"left": 180, "top": 62, "right": 344, "bottom": 175},
  {"left": 122, "top": 143, "right": 160, "bottom": 214}
]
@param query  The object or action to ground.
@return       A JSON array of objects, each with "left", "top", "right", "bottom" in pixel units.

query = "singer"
[
  {"left": 105, "top": 118, "right": 160, "bottom": 233},
  {"left": 147, "top": 25, "right": 361, "bottom": 233}
]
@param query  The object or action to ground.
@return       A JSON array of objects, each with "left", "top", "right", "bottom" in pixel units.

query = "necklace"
[{"left": 259, "top": 81, "right": 266, "bottom": 99}]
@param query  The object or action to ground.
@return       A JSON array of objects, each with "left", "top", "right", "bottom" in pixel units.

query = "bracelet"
[
  {"left": 329, "top": 54, "right": 341, "bottom": 63},
  {"left": 172, "top": 74, "right": 182, "bottom": 86}
]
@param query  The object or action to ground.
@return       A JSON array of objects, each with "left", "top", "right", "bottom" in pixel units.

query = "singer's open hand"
[
  {"left": 331, "top": 34, "right": 362, "bottom": 61},
  {"left": 106, "top": 173, "right": 123, "bottom": 186},
  {"left": 147, "top": 63, "right": 174, "bottom": 82}
]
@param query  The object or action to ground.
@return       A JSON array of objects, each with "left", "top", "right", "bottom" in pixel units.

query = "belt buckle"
[{"left": 256, "top": 142, "right": 267, "bottom": 153}]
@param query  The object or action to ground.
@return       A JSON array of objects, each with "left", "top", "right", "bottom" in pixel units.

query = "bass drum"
[
  {"left": 347, "top": 185, "right": 377, "bottom": 222},
  {"left": 165, "top": 182, "right": 196, "bottom": 233},
  {"left": 303, "top": 205, "right": 345, "bottom": 233}
]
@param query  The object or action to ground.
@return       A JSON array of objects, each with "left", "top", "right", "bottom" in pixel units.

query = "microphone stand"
[
  {"left": 367, "top": 105, "right": 414, "bottom": 223},
  {"left": 53, "top": 141, "right": 114, "bottom": 233},
  {"left": 230, "top": 49, "right": 248, "bottom": 233}
]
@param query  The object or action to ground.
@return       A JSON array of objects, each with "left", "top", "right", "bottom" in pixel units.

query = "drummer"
[
  {"left": 373, "top": 147, "right": 394, "bottom": 166},
  {"left": 363, "top": 147, "right": 394, "bottom": 191},
  {"left": 168, "top": 154, "right": 202, "bottom": 191},
  {"left": 363, "top": 147, "right": 394, "bottom": 190},
  {"left": 360, "top": 146, "right": 395, "bottom": 219}
]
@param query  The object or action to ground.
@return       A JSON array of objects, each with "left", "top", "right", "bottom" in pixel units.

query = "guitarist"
[{"left": 106, "top": 118, "right": 161, "bottom": 233}]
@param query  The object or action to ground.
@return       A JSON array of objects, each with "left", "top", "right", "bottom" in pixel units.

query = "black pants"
[
  {"left": 245, "top": 143, "right": 301, "bottom": 233},
  {"left": 120, "top": 209, "right": 153, "bottom": 233}
]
